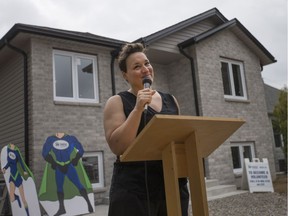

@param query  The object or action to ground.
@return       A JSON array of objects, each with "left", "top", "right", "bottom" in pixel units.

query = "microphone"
[{"left": 142, "top": 76, "right": 152, "bottom": 111}]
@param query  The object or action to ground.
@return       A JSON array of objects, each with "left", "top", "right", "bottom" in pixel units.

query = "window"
[
  {"left": 274, "top": 134, "right": 282, "bottom": 148},
  {"left": 278, "top": 159, "right": 287, "bottom": 172},
  {"left": 221, "top": 59, "right": 247, "bottom": 100},
  {"left": 53, "top": 50, "right": 99, "bottom": 103},
  {"left": 231, "top": 142, "right": 255, "bottom": 174},
  {"left": 82, "top": 151, "right": 104, "bottom": 189}
]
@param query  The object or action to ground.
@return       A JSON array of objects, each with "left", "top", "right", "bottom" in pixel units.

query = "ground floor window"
[
  {"left": 230, "top": 142, "right": 255, "bottom": 174},
  {"left": 274, "top": 133, "right": 283, "bottom": 148},
  {"left": 82, "top": 151, "right": 104, "bottom": 189},
  {"left": 278, "top": 159, "right": 287, "bottom": 172}
]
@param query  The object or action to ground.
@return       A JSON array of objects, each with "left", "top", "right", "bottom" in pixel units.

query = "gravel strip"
[{"left": 189, "top": 192, "right": 287, "bottom": 216}]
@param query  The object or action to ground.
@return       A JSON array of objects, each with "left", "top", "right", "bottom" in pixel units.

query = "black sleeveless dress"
[{"left": 108, "top": 91, "right": 189, "bottom": 216}]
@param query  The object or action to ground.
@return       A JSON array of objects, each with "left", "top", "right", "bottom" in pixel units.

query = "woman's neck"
[{"left": 128, "top": 88, "right": 138, "bottom": 96}]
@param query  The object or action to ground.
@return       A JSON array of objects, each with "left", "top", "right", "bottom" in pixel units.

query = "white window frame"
[
  {"left": 231, "top": 142, "right": 255, "bottom": 175},
  {"left": 221, "top": 59, "right": 248, "bottom": 100},
  {"left": 82, "top": 151, "right": 104, "bottom": 189},
  {"left": 53, "top": 50, "right": 99, "bottom": 103}
]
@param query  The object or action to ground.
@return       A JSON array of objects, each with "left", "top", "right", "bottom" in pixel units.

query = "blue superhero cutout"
[{"left": 39, "top": 133, "right": 93, "bottom": 216}]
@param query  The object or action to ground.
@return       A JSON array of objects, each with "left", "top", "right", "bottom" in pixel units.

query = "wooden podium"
[{"left": 121, "top": 115, "right": 245, "bottom": 216}]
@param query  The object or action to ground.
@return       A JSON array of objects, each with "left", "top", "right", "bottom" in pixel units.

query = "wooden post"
[
  {"left": 185, "top": 132, "right": 209, "bottom": 216},
  {"left": 162, "top": 142, "right": 182, "bottom": 216}
]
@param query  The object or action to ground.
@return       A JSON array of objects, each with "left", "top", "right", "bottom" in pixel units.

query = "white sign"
[{"left": 242, "top": 158, "right": 274, "bottom": 193}]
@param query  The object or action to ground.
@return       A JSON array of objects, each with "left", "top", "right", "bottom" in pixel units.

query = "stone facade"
[
  {"left": 190, "top": 30, "right": 276, "bottom": 184},
  {"left": 26, "top": 35, "right": 117, "bottom": 202}
]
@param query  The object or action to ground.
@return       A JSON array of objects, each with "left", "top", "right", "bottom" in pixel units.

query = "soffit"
[{"left": 146, "top": 48, "right": 183, "bottom": 65}]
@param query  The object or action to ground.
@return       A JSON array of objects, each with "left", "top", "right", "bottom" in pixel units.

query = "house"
[
  {"left": 0, "top": 8, "right": 277, "bottom": 204},
  {"left": 264, "top": 84, "right": 286, "bottom": 172}
]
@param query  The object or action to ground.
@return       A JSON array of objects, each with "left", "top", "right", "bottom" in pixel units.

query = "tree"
[{"left": 273, "top": 86, "right": 287, "bottom": 169}]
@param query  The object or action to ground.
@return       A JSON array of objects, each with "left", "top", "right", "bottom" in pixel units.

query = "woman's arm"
[
  {"left": 104, "top": 88, "right": 155, "bottom": 155},
  {"left": 103, "top": 95, "right": 143, "bottom": 156}
]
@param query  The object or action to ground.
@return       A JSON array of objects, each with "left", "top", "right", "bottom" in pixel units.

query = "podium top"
[{"left": 121, "top": 115, "right": 245, "bottom": 162}]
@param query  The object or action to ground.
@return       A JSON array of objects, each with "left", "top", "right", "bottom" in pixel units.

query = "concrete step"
[
  {"left": 206, "top": 184, "right": 237, "bottom": 197},
  {"left": 205, "top": 179, "right": 249, "bottom": 201},
  {"left": 205, "top": 179, "right": 219, "bottom": 188},
  {"left": 188, "top": 178, "right": 248, "bottom": 201},
  {"left": 207, "top": 190, "right": 248, "bottom": 201}
]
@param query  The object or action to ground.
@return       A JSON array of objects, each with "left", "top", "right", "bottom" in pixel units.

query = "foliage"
[{"left": 273, "top": 86, "right": 287, "bottom": 167}]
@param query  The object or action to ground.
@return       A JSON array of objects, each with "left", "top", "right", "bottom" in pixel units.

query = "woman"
[{"left": 103, "top": 43, "right": 189, "bottom": 216}]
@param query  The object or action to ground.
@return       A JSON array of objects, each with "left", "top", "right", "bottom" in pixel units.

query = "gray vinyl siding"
[
  {"left": 0, "top": 54, "right": 25, "bottom": 153},
  {"left": 149, "top": 20, "right": 216, "bottom": 53}
]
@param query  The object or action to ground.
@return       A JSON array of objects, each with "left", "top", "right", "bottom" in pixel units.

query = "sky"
[{"left": 0, "top": 0, "right": 287, "bottom": 89}]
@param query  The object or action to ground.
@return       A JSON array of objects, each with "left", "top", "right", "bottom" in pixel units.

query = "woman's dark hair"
[{"left": 118, "top": 43, "right": 146, "bottom": 72}]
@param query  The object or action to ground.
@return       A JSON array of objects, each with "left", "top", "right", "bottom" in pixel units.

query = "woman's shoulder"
[
  {"left": 105, "top": 94, "right": 122, "bottom": 106},
  {"left": 157, "top": 91, "right": 174, "bottom": 100},
  {"left": 118, "top": 90, "right": 134, "bottom": 97},
  {"left": 104, "top": 90, "right": 133, "bottom": 109}
]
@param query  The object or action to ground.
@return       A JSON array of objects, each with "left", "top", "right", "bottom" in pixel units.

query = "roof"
[
  {"left": 134, "top": 8, "right": 228, "bottom": 44},
  {"left": 178, "top": 18, "right": 276, "bottom": 65},
  {"left": 0, "top": 8, "right": 276, "bottom": 66},
  {"left": 133, "top": 8, "right": 276, "bottom": 66},
  {"left": 0, "top": 23, "right": 127, "bottom": 50}
]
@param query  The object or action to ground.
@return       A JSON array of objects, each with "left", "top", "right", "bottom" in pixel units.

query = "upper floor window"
[
  {"left": 53, "top": 50, "right": 99, "bottom": 103},
  {"left": 221, "top": 59, "right": 247, "bottom": 100}
]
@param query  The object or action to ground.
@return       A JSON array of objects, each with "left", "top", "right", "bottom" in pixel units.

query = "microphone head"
[{"left": 142, "top": 76, "right": 152, "bottom": 85}]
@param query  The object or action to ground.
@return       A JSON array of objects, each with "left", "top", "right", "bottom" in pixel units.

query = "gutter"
[
  {"left": 4, "top": 40, "right": 30, "bottom": 166},
  {"left": 178, "top": 45, "right": 200, "bottom": 116},
  {"left": 0, "top": 23, "right": 126, "bottom": 51}
]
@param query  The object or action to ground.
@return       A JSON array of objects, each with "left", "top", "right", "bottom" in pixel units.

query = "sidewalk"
[{"left": 87, "top": 205, "right": 108, "bottom": 216}]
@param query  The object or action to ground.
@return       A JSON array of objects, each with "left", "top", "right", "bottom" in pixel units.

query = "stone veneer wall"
[
  {"left": 28, "top": 35, "right": 117, "bottom": 203},
  {"left": 191, "top": 29, "right": 276, "bottom": 184}
]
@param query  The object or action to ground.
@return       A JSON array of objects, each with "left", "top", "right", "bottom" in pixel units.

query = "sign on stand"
[{"left": 242, "top": 158, "right": 274, "bottom": 193}]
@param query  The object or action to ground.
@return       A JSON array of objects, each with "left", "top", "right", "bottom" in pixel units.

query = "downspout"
[
  {"left": 5, "top": 40, "right": 29, "bottom": 166},
  {"left": 110, "top": 50, "right": 118, "bottom": 95},
  {"left": 178, "top": 45, "right": 200, "bottom": 116},
  {"left": 178, "top": 45, "right": 206, "bottom": 176}
]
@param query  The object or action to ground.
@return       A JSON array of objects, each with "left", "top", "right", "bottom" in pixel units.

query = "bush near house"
[{"left": 273, "top": 86, "right": 287, "bottom": 171}]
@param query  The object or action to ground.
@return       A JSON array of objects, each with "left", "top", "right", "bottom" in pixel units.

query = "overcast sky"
[{"left": 1, "top": 0, "right": 287, "bottom": 89}]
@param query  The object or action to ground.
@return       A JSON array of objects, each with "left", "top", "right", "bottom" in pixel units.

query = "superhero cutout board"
[
  {"left": 0, "top": 144, "right": 41, "bottom": 216},
  {"left": 38, "top": 134, "right": 95, "bottom": 216}
]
